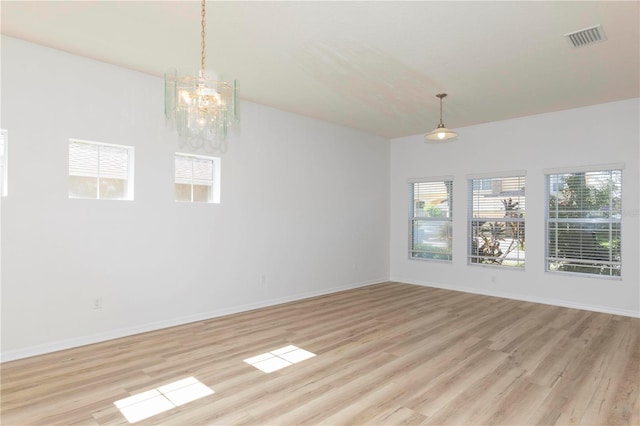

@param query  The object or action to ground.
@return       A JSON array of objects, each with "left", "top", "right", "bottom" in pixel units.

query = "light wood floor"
[{"left": 2, "top": 282, "right": 639, "bottom": 425}]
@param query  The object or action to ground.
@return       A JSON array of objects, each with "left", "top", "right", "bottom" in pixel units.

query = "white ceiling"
[{"left": 2, "top": 1, "right": 639, "bottom": 139}]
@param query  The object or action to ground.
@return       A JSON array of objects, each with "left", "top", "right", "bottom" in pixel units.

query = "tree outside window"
[
  {"left": 547, "top": 169, "right": 622, "bottom": 277},
  {"left": 469, "top": 175, "right": 525, "bottom": 267}
]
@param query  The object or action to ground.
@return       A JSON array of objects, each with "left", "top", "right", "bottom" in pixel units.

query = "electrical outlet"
[
  {"left": 93, "top": 297, "right": 102, "bottom": 310},
  {"left": 260, "top": 274, "right": 266, "bottom": 285}
]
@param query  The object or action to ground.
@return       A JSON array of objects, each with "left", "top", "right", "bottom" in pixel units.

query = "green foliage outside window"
[{"left": 547, "top": 171, "right": 621, "bottom": 277}]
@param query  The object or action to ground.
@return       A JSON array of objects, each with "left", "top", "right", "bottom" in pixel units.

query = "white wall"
[
  {"left": 0, "top": 37, "right": 390, "bottom": 361},
  {"left": 2, "top": 35, "right": 637, "bottom": 363},
  {"left": 390, "top": 98, "right": 640, "bottom": 317}
]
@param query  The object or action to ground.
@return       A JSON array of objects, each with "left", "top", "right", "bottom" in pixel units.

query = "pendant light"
[
  {"left": 164, "top": 0, "right": 239, "bottom": 153},
  {"left": 425, "top": 93, "right": 457, "bottom": 142}
]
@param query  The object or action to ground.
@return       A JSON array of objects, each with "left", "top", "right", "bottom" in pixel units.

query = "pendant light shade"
[{"left": 425, "top": 93, "right": 457, "bottom": 142}]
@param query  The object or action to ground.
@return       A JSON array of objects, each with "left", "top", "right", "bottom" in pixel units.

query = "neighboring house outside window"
[
  {"left": 175, "top": 153, "right": 220, "bottom": 203},
  {"left": 409, "top": 178, "right": 453, "bottom": 261},
  {"left": 68, "top": 139, "right": 134, "bottom": 200},
  {"left": 0, "top": 130, "right": 7, "bottom": 197},
  {"left": 469, "top": 173, "right": 526, "bottom": 267},
  {"left": 546, "top": 167, "right": 622, "bottom": 277},
  {"left": 472, "top": 178, "right": 492, "bottom": 191}
]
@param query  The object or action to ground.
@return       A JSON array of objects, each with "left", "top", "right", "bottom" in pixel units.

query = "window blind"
[
  {"left": 546, "top": 169, "right": 622, "bottom": 277},
  {"left": 69, "top": 141, "right": 129, "bottom": 179},
  {"left": 175, "top": 155, "right": 194, "bottom": 185},
  {"left": 175, "top": 155, "right": 214, "bottom": 187},
  {"left": 468, "top": 175, "right": 525, "bottom": 267},
  {"left": 69, "top": 141, "right": 99, "bottom": 178},
  {"left": 191, "top": 157, "right": 214, "bottom": 186},
  {"left": 409, "top": 180, "right": 453, "bottom": 261},
  {"left": 99, "top": 145, "right": 129, "bottom": 179}
]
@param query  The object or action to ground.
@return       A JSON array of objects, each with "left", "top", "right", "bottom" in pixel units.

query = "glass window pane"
[
  {"left": 175, "top": 183, "right": 191, "bottom": 202},
  {"left": 469, "top": 176, "right": 525, "bottom": 268},
  {"left": 409, "top": 180, "right": 453, "bottom": 261},
  {"left": 99, "top": 178, "right": 127, "bottom": 200},
  {"left": 192, "top": 184, "right": 211, "bottom": 202},
  {"left": 69, "top": 176, "right": 98, "bottom": 199},
  {"left": 546, "top": 169, "right": 622, "bottom": 277},
  {"left": 411, "top": 219, "right": 452, "bottom": 261}
]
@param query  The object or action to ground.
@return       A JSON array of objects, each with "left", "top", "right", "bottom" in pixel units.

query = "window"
[
  {"left": 0, "top": 129, "right": 7, "bottom": 196},
  {"left": 546, "top": 167, "right": 622, "bottom": 277},
  {"left": 469, "top": 174, "right": 525, "bottom": 267},
  {"left": 175, "top": 153, "right": 220, "bottom": 203},
  {"left": 409, "top": 178, "right": 453, "bottom": 261},
  {"left": 69, "top": 139, "right": 134, "bottom": 200}
]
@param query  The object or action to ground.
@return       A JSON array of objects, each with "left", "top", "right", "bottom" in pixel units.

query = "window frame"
[
  {"left": 545, "top": 165, "right": 623, "bottom": 279},
  {"left": 408, "top": 177, "right": 453, "bottom": 262},
  {"left": 174, "top": 152, "right": 221, "bottom": 204},
  {"left": 68, "top": 138, "right": 135, "bottom": 200},
  {"left": 467, "top": 172, "right": 526, "bottom": 268}
]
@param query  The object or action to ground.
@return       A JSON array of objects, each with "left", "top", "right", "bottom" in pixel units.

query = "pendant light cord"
[{"left": 436, "top": 93, "right": 447, "bottom": 126}]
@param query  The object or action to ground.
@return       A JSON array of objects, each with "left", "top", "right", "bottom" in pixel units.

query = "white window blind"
[
  {"left": 546, "top": 169, "right": 622, "bottom": 277},
  {"left": 68, "top": 139, "right": 133, "bottom": 200},
  {"left": 176, "top": 156, "right": 213, "bottom": 186},
  {"left": 98, "top": 145, "right": 129, "bottom": 180},
  {"left": 468, "top": 175, "right": 525, "bottom": 267},
  {"left": 175, "top": 153, "right": 220, "bottom": 203},
  {"left": 69, "top": 141, "right": 99, "bottom": 178},
  {"left": 409, "top": 179, "right": 453, "bottom": 261},
  {"left": 0, "top": 129, "right": 7, "bottom": 197}
]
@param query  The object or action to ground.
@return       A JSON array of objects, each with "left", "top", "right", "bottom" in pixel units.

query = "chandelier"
[
  {"left": 165, "top": 0, "right": 239, "bottom": 153},
  {"left": 425, "top": 93, "right": 457, "bottom": 142}
]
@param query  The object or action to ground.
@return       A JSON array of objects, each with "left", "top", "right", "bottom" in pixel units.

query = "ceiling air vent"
[{"left": 565, "top": 25, "right": 607, "bottom": 48}]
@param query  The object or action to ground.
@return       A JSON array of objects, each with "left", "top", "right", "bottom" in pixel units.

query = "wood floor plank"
[
  {"left": 2, "top": 282, "right": 638, "bottom": 425},
  {"left": 577, "top": 318, "right": 640, "bottom": 426}
]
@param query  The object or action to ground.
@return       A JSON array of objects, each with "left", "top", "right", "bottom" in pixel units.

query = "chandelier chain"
[{"left": 200, "top": 0, "right": 206, "bottom": 72}]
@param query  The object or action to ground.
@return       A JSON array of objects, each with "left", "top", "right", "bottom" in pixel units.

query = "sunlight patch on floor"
[
  {"left": 244, "top": 345, "right": 316, "bottom": 373},
  {"left": 113, "top": 377, "right": 214, "bottom": 423}
]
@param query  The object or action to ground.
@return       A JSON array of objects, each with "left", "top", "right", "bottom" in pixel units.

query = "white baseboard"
[
  {"left": 9, "top": 276, "right": 632, "bottom": 363},
  {"left": 392, "top": 277, "right": 640, "bottom": 318},
  {"left": 1, "top": 278, "right": 385, "bottom": 363}
]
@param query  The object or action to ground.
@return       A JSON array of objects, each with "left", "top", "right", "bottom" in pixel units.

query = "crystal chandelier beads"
[{"left": 165, "top": 0, "right": 238, "bottom": 153}]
